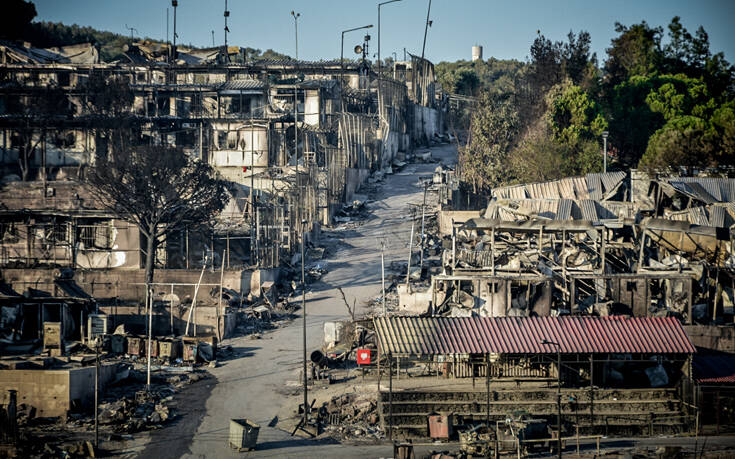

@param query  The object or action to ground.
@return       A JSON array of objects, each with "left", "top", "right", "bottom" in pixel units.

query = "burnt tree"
[
  {"left": 85, "top": 145, "right": 230, "bottom": 287},
  {"left": 5, "top": 84, "right": 71, "bottom": 181}
]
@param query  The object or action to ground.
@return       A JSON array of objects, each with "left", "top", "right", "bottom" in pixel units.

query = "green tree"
[
  {"left": 546, "top": 80, "right": 607, "bottom": 146},
  {"left": 639, "top": 115, "right": 716, "bottom": 174},
  {"left": 604, "top": 21, "right": 663, "bottom": 87},
  {"left": 511, "top": 121, "right": 573, "bottom": 183},
  {"left": 460, "top": 92, "right": 519, "bottom": 191}
]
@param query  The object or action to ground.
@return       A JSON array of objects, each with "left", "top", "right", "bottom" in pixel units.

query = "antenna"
[
  {"left": 125, "top": 24, "right": 138, "bottom": 41},
  {"left": 211, "top": 30, "right": 215, "bottom": 47}
]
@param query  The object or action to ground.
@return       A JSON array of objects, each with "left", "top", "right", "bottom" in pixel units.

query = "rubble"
[{"left": 316, "top": 393, "right": 383, "bottom": 441}]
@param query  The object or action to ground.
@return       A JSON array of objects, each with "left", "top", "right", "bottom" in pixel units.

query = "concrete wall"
[
  {"left": 412, "top": 105, "right": 439, "bottom": 143},
  {"left": 685, "top": 325, "right": 735, "bottom": 352},
  {"left": 344, "top": 168, "right": 371, "bottom": 203},
  {"left": 2, "top": 268, "right": 249, "bottom": 302},
  {"left": 98, "top": 303, "right": 239, "bottom": 337},
  {"left": 438, "top": 210, "right": 482, "bottom": 235},
  {"left": 0, "top": 364, "right": 118, "bottom": 417}
]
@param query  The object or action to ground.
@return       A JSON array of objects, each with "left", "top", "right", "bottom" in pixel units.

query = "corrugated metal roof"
[
  {"left": 492, "top": 172, "right": 626, "bottom": 201},
  {"left": 220, "top": 79, "right": 266, "bottom": 90},
  {"left": 709, "top": 205, "right": 726, "bottom": 228},
  {"left": 577, "top": 199, "right": 599, "bottom": 222},
  {"left": 374, "top": 316, "right": 695, "bottom": 356},
  {"left": 586, "top": 173, "right": 603, "bottom": 200},
  {"left": 667, "top": 177, "right": 735, "bottom": 203},
  {"left": 556, "top": 199, "right": 573, "bottom": 220},
  {"left": 694, "top": 355, "right": 735, "bottom": 384}
]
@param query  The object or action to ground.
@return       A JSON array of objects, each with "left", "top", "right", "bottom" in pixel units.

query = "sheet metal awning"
[{"left": 374, "top": 316, "right": 695, "bottom": 357}]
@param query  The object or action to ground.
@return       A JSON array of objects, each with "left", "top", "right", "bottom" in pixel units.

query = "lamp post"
[
  {"left": 378, "top": 1, "right": 402, "bottom": 81},
  {"left": 421, "top": 0, "right": 432, "bottom": 60},
  {"left": 542, "top": 339, "right": 563, "bottom": 459},
  {"left": 301, "top": 219, "right": 308, "bottom": 429},
  {"left": 341, "top": 24, "right": 373, "bottom": 111},
  {"left": 291, "top": 11, "right": 300, "bottom": 60},
  {"left": 223, "top": 0, "right": 230, "bottom": 63},
  {"left": 380, "top": 239, "right": 386, "bottom": 315},
  {"left": 171, "top": 0, "right": 178, "bottom": 61},
  {"left": 602, "top": 131, "right": 609, "bottom": 174}
]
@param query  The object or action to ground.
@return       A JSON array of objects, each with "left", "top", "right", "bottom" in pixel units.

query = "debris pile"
[{"left": 317, "top": 393, "right": 383, "bottom": 440}]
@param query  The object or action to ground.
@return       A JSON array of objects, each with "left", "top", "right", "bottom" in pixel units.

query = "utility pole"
[
  {"left": 95, "top": 341, "right": 100, "bottom": 449},
  {"left": 291, "top": 11, "right": 300, "bottom": 60},
  {"left": 211, "top": 30, "right": 215, "bottom": 47},
  {"left": 301, "top": 219, "right": 308, "bottom": 428},
  {"left": 381, "top": 239, "right": 386, "bottom": 315},
  {"left": 223, "top": 0, "right": 230, "bottom": 62},
  {"left": 378, "top": 1, "right": 402, "bottom": 113},
  {"left": 294, "top": 86, "right": 299, "bottom": 176},
  {"left": 340, "top": 25, "right": 373, "bottom": 111},
  {"left": 421, "top": 0, "right": 432, "bottom": 60},
  {"left": 125, "top": 24, "right": 138, "bottom": 42},
  {"left": 146, "top": 285, "right": 153, "bottom": 389},
  {"left": 419, "top": 181, "right": 428, "bottom": 272},
  {"left": 405, "top": 211, "right": 415, "bottom": 287},
  {"left": 171, "top": 1, "right": 178, "bottom": 62}
]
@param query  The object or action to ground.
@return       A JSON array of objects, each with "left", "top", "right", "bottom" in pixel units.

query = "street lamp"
[
  {"left": 378, "top": 1, "right": 402, "bottom": 81},
  {"left": 602, "top": 131, "right": 609, "bottom": 174},
  {"left": 421, "top": 0, "right": 432, "bottom": 60},
  {"left": 542, "top": 339, "right": 563, "bottom": 459},
  {"left": 341, "top": 24, "right": 373, "bottom": 111},
  {"left": 301, "top": 219, "right": 308, "bottom": 428},
  {"left": 291, "top": 11, "right": 301, "bottom": 176},
  {"left": 291, "top": 11, "right": 300, "bottom": 60}
]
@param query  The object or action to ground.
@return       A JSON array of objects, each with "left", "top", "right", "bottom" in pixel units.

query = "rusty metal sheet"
[{"left": 374, "top": 316, "right": 695, "bottom": 356}]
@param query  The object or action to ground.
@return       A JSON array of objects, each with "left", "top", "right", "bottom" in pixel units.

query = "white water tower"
[{"left": 472, "top": 45, "right": 483, "bottom": 62}]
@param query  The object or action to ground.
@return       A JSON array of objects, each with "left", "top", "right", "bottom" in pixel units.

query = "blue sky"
[{"left": 32, "top": 0, "right": 735, "bottom": 64}]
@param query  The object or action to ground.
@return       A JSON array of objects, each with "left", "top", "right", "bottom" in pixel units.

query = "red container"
[{"left": 428, "top": 414, "right": 453, "bottom": 439}]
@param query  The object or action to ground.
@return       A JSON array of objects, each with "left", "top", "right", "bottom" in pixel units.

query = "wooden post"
[
  {"left": 184, "top": 259, "right": 207, "bottom": 337},
  {"left": 600, "top": 227, "right": 606, "bottom": 273},
  {"left": 406, "top": 216, "right": 415, "bottom": 288},
  {"left": 486, "top": 352, "right": 491, "bottom": 429},
  {"left": 637, "top": 230, "right": 647, "bottom": 272},
  {"left": 452, "top": 220, "right": 456, "bottom": 271},
  {"left": 589, "top": 354, "right": 594, "bottom": 426},
  {"left": 217, "top": 251, "right": 225, "bottom": 341},
  {"left": 169, "top": 284, "right": 174, "bottom": 335},
  {"left": 388, "top": 353, "right": 393, "bottom": 441},
  {"left": 94, "top": 342, "right": 99, "bottom": 448},
  {"left": 491, "top": 228, "right": 495, "bottom": 275}
]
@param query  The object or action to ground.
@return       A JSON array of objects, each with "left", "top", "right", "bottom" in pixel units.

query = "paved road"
[{"left": 164, "top": 143, "right": 458, "bottom": 458}]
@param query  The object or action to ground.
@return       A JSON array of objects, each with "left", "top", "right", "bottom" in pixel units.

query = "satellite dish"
[{"left": 354, "top": 45, "right": 363, "bottom": 55}]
